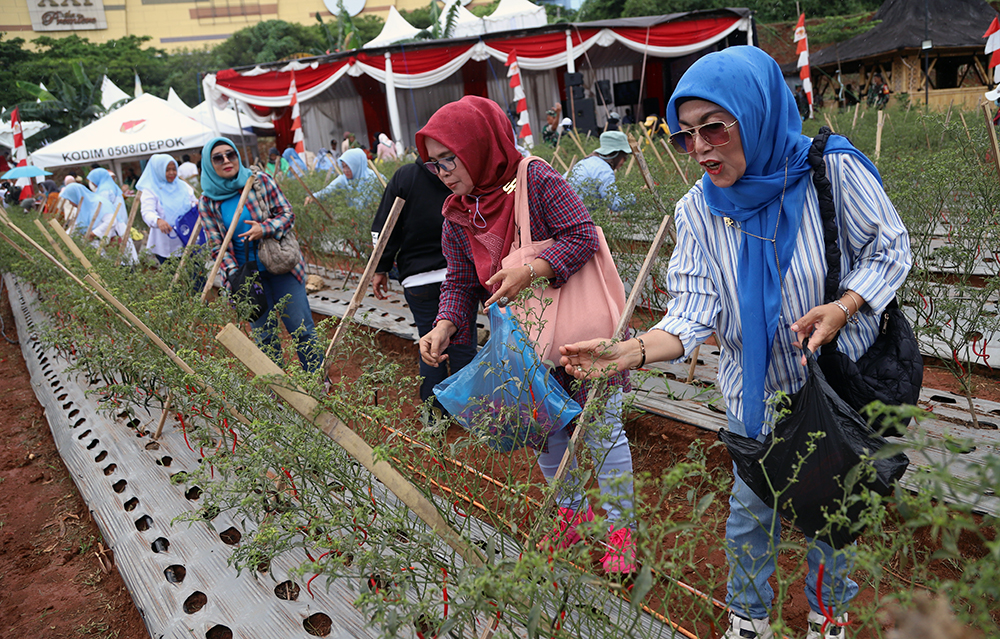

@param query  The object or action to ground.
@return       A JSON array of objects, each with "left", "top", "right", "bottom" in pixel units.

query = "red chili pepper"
[
  {"left": 179, "top": 413, "right": 195, "bottom": 453},
  {"left": 952, "top": 349, "right": 967, "bottom": 377},
  {"left": 972, "top": 337, "right": 992, "bottom": 371},
  {"left": 441, "top": 568, "right": 449, "bottom": 619},
  {"left": 816, "top": 563, "right": 850, "bottom": 633},
  {"left": 281, "top": 467, "right": 299, "bottom": 499}
]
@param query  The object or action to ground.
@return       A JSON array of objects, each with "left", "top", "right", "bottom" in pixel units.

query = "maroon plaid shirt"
[
  {"left": 198, "top": 170, "right": 305, "bottom": 289},
  {"left": 436, "top": 160, "right": 628, "bottom": 396}
]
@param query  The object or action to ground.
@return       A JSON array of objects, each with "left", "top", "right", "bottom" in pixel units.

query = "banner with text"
[{"left": 27, "top": 0, "right": 107, "bottom": 32}]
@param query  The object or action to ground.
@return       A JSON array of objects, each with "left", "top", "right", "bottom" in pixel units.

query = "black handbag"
[
  {"left": 809, "top": 127, "right": 923, "bottom": 437},
  {"left": 719, "top": 348, "right": 909, "bottom": 549},
  {"left": 229, "top": 241, "right": 268, "bottom": 322}
]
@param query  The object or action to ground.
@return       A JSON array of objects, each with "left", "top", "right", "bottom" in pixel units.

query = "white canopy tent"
[
  {"left": 440, "top": 0, "right": 485, "bottom": 38},
  {"left": 0, "top": 119, "right": 49, "bottom": 149},
  {"left": 101, "top": 76, "right": 131, "bottom": 111},
  {"left": 483, "top": 0, "right": 546, "bottom": 33},
  {"left": 363, "top": 7, "right": 423, "bottom": 49},
  {"left": 31, "top": 93, "right": 216, "bottom": 173}
]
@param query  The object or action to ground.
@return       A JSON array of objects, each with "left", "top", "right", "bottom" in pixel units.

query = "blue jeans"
[
  {"left": 404, "top": 282, "right": 476, "bottom": 404},
  {"left": 725, "top": 411, "right": 858, "bottom": 620},
  {"left": 536, "top": 389, "right": 634, "bottom": 528},
  {"left": 250, "top": 271, "right": 320, "bottom": 374}
]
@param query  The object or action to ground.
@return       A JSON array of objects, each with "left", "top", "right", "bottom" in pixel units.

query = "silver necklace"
[{"left": 723, "top": 157, "right": 789, "bottom": 275}]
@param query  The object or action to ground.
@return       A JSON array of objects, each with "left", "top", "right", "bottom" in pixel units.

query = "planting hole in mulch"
[
  {"left": 185, "top": 486, "right": 202, "bottom": 500},
  {"left": 183, "top": 591, "right": 207, "bottom": 614},
  {"left": 103, "top": 463, "right": 116, "bottom": 475},
  {"left": 112, "top": 479, "right": 127, "bottom": 493},
  {"left": 157, "top": 455, "right": 172, "bottom": 467},
  {"left": 219, "top": 527, "right": 242, "bottom": 545},
  {"left": 134, "top": 515, "right": 153, "bottom": 531},
  {"left": 145, "top": 441, "right": 160, "bottom": 450},
  {"left": 94, "top": 450, "right": 107, "bottom": 462},
  {"left": 151, "top": 537, "right": 170, "bottom": 553},
  {"left": 164, "top": 565, "right": 186, "bottom": 583},
  {"left": 304, "top": 612, "right": 332, "bottom": 637},
  {"left": 274, "top": 580, "right": 300, "bottom": 601},
  {"left": 77, "top": 429, "right": 91, "bottom": 439},
  {"left": 123, "top": 497, "right": 139, "bottom": 511},
  {"left": 205, "top": 625, "right": 233, "bottom": 639}
]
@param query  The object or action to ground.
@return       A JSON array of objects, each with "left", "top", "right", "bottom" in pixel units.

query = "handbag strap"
[{"left": 511, "top": 156, "right": 549, "bottom": 251}]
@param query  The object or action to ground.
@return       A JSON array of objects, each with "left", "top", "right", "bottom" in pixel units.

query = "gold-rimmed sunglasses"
[{"left": 668, "top": 121, "right": 738, "bottom": 154}]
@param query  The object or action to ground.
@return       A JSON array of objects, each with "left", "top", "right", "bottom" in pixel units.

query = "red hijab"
[{"left": 415, "top": 96, "right": 523, "bottom": 290}]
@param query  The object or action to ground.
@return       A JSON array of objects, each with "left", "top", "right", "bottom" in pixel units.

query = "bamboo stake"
[
  {"left": 623, "top": 154, "right": 636, "bottom": 177},
  {"left": 566, "top": 154, "right": 579, "bottom": 172},
  {"left": 659, "top": 138, "right": 689, "bottom": 184},
  {"left": 201, "top": 177, "right": 256, "bottom": 302},
  {"left": 939, "top": 101, "right": 953, "bottom": 145},
  {"left": 294, "top": 170, "right": 335, "bottom": 220},
  {"left": 685, "top": 346, "right": 700, "bottom": 384},
  {"left": 529, "top": 133, "right": 677, "bottom": 545},
  {"left": 959, "top": 112, "right": 973, "bottom": 144},
  {"left": 981, "top": 101, "right": 1000, "bottom": 181},
  {"left": 323, "top": 197, "right": 405, "bottom": 364},
  {"left": 0, "top": 229, "right": 33, "bottom": 261},
  {"left": 874, "top": 109, "right": 885, "bottom": 162},
  {"left": 5, "top": 219, "right": 97, "bottom": 296},
  {"left": 84, "top": 201, "right": 102, "bottom": 238},
  {"left": 48, "top": 218, "right": 95, "bottom": 272},
  {"left": 642, "top": 129, "right": 669, "bottom": 171},
  {"left": 33, "top": 219, "right": 68, "bottom": 264},
  {"left": 851, "top": 101, "right": 861, "bottom": 130},
  {"left": 552, "top": 150, "right": 571, "bottom": 175},
  {"left": 823, "top": 112, "right": 835, "bottom": 132},
  {"left": 216, "top": 323, "right": 485, "bottom": 566},
  {"left": 116, "top": 191, "right": 142, "bottom": 266},
  {"left": 153, "top": 391, "right": 172, "bottom": 439},
  {"left": 567, "top": 128, "right": 588, "bottom": 156},
  {"left": 367, "top": 159, "right": 387, "bottom": 188},
  {"left": 170, "top": 217, "right": 204, "bottom": 286}
]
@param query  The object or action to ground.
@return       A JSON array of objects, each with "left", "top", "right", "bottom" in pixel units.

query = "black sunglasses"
[
  {"left": 423, "top": 155, "right": 457, "bottom": 175},
  {"left": 211, "top": 150, "right": 239, "bottom": 165}
]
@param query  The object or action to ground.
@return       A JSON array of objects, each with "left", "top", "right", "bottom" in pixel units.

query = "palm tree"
[{"left": 14, "top": 62, "right": 106, "bottom": 142}]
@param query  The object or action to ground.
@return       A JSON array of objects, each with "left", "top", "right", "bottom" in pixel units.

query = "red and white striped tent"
[{"left": 201, "top": 9, "right": 754, "bottom": 154}]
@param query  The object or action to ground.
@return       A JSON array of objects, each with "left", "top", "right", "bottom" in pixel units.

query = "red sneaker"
[
  {"left": 538, "top": 505, "right": 595, "bottom": 550},
  {"left": 601, "top": 526, "right": 637, "bottom": 574}
]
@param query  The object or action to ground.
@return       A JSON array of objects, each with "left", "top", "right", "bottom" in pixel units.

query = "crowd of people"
[{"left": 4, "top": 45, "right": 914, "bottom": 639}]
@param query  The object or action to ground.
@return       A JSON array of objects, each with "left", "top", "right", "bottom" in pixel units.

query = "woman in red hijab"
[{"left": 416, "top": 96, "right": 637, "bottom": 574}]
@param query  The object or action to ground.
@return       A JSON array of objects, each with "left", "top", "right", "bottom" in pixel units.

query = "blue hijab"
[
  {"left": 200, "top": 137, "right": 253, "bottom": 202},
  {"left": 62, "top": 183, "right": 114, "bottom": 234},
  {"left": 136, "top": 154, "right": 192, "bottom": 226},
  {"left": 666, "top": 46, "right": 880, "bottom": 438},
  {"left": 87, "top": 168, "right": 123, "bottom": 210},
  {"left": 282, "top": 147, "right": 308, "bottom": 176}
]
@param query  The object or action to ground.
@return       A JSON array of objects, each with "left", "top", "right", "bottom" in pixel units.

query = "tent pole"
[
  {"left": 233, "top": 101, "right": 253, "bottom": 166},
  {"left": 383, "top": 53, "right": 405, "bottom": 154}
]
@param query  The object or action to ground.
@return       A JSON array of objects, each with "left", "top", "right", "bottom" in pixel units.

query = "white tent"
[
  {"left": 483, "top": 0, "right": 546, "bottom": 33},
  {"left": 439, "top": 0, "right": 485, "bottom": 38},
  {"left": 31, "top": 93, "right": 216, "bottom": 170},
  {"left": 166, "top": 87, "right": 187, "bottom": 111},
  {"left": 165, "top": 90, "right": 264, "bottom": 140},
  {"left": 364, "top": 6, "right": 423, "bottom": 48},
  {"left": 101, "top": 76, "right": 131, "bottom": 111},
  {"left": 0, "top": 120, "right": 49, "bottom": 149}
]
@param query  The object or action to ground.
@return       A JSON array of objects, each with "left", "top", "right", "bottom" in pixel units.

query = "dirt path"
[{"left": 0, "top": 282, "right": 147, "bottom": 639}]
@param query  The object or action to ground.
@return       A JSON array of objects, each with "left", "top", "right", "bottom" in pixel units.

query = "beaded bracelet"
[
  {"left": 524, "top": 262, "right": 537, "bottom": 280},
  {"left": 832, "top": 300, "right": 852, "bottom": 323},
  {"left": 634, "top": 337, "right": 646, "bottom": 369}
]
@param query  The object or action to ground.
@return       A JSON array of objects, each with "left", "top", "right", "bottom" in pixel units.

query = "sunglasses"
[
  {"left": 211, "top": 150, "right": 239, "bottom": 165},
  {"left": 423, "top": 155, "right": 457, "bottom": 175},
  {"left": 668, "top": 120, "right": 738, "bottom": 154}
]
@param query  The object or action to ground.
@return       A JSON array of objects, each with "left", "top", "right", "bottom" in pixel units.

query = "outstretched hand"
[
  {"left": 559, "top": 338, "right": 631, "bottom": 380},
  {"left": 790, "top": 303, "right": 849, "bottom": 365}
]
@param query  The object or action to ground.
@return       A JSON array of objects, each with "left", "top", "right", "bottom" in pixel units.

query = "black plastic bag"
[
  {"left": 229, "top": 242, "right": 267, "bottom": 322},
  {"left": 719, "top": 349, "right": 909, "bottom": 549}
]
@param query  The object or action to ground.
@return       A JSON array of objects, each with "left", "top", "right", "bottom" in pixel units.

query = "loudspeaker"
[
  {"left": 564, "top": 72, "right": 583, "bottom": 87},
  {"left": 569, "top": 85, "right": 584, "bottom": 100},
  {"left": 595, "top": 79, "right": 612, "bottom": 106},
  {"left": 613, "top": 80, "right": 640, "bottom": 106},
  {"left": 642, "top": 97, "right": 660, "bottom": 119},
  {"left": 570, "top": 98, "right": 597, "bottom": 135}
]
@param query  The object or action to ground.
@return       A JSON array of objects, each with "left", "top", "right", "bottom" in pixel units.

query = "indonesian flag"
[
  {"left": 10, "top": 107, "right": 31, "bottom": 190},
  {"left": 506, "top": 50, "right": 533, "bottom": 148},
  {"left": 984, "top": 17, "right": 1000, "bottom": 83},
  {"left": 794, "top": 13, "right": 813, "bottom": 119},
  {"left": 289, "top": 72, "right": 305, "bottom": 154}
]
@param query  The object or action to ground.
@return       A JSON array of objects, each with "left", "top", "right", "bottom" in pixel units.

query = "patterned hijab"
[{"left": 415, "top": 96, "right": 523, "bottom": 289}]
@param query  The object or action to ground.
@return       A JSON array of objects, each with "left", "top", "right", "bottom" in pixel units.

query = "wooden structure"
[{"left": 808, "top": 0, "right": 997, "bottom": 111}]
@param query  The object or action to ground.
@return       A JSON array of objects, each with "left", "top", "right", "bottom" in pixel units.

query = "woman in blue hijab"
[
  {"left": 198, "top": 136, "right": 319, "bottom": 373},
  {"left": 304, "top": 148, "right": 384, "bottom": 208},
  {"left": 558, "top": 46, "right": 912, "bottom": 639},
  {"left": 137, "top": 154, "right": 198, "bottom": 263},
  {"left": 62, "top": 183, "right": 112, "bottom": 238},
  {"left": 87, "top": 168, "right": 124, "bottom": 215}
]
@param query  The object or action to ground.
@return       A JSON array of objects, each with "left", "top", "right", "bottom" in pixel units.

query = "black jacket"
[{"left": 372, "top": 159, "right": 452, "bottom": 283}]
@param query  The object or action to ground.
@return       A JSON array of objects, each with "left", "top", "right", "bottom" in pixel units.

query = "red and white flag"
[
  {"left": 984, "top": 16, "right": 1000, "bottom": 84},
  {"left": 506, "top": 50, "right": 533, "bottom": 147},
  {"left": 289, "top": 72, "right": 305, "bottom": 155},
  {"left": 794, "top": 13, "right": 813, "bottom": 119},
  {"left": 10, "top": 107, "right": 31, "bottom": 190}
]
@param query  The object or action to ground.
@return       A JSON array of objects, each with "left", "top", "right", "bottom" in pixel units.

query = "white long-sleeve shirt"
[
  {"left": 140, "top": 183, "right": 197, "bottom": 258},
  {"left": 651, "top": 153, "right": 912, "bottom": 433}
]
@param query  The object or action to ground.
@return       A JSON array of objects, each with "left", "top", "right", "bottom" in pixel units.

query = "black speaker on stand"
[
  {"left": 570, "top": 98, "right": 598, "bottom": 136},
  {"left": 595, "top": 79, "right": 612, "bottom": 106}
]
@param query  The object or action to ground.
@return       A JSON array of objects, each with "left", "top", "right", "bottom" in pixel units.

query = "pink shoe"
[
  {"left": 601, "top": 526, "right": 637, "bottom": 574},
  {"left": 538, "top": 505, "right": 595, "bottom": 550}
]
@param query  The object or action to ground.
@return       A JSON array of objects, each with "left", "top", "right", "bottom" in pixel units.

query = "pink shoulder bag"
[{"left": 500, "top": 156, "right": 627, "bottom": 363}]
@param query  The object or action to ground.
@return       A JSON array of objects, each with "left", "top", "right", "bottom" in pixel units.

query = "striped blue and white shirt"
[{"left": 651, "top": 153, "right": 912, "bottom": 433}]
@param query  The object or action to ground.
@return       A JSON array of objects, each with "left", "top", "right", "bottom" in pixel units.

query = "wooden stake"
[
  {"left": 851, "top": 102, "right": 861, "bottom": 131},
  {"left": 823, "top": 112, "right": 835, "bottom": 132},
  {"left": 116, "top": 192, "right": 142, "bottom": 266},
  {"left": 84, "top": 201, "right": 102, "bottom": 238},
  {"left": 981, "top": 101, "right": 1000, "bottom": 181},
  {"left": 685, "top": 345, "right": 700, "bottom": 384},
  {"left": 33, "top": 219, "right": 68, "bottom": 264},
  {"left": 642, "top": 129, "right": 669, "bottom": 171},
  {"left": 48, "top": 218, "right": 95, "bottom": 272},
  {"left": 659, "top": 138, "right": 689, "bottom": 184},
  {"left": 0, "top": 229, "right": 33, "bottom": 261},
  {"left": 623, "top": 154, "right": 636, "bottom": 177},
  {"left": 170, "top": 217, "right": 204, "bottom": 286},
  {"left": 567, "top": 129, "right": 588, "bottom": 156},
  {"left": 551, "top": 150, "right": 570, "bottom": 174},
  {"left": 566, "top": 154, "right": 579, "bottom": 172},
  {"left": 5, "top": 220, "right": 94, "bottom": 294},
  {"left": 293, "top": 170, "right": 335, "bottom": 221},
  {"left": 367, "top": 159, "right": 387, "bottom": 188},
  {"left": 201, "top": 177, "right": 256, "bottom": 302},
  {"left": 875, "top": 109, "right": 885, "bottom": 162},
  {"left": 323, "top": 197, "right": 405, "bottom": 363},
  {"left": 153, "top": 391, "right": 172, "bottom": 439},
  {"left": 216, "top": 323, "right": 485, "bottom": 567},
  {"left": 939, "top": 101, "right": 954, "bottom": 145},
  {"left": 529, "top": 134, "right": 677, "bottom": 544},
  {"left": 959, "top": 111, "right": 973, "bottom": 144}
]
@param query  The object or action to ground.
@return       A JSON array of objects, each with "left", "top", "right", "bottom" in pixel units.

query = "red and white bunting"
[
  {"left": 794, "top": 13, "right": 813, "bottom": 119},
  {"left": 506, "top": 50, "right": 533, "bottom": 148},
  {"left": 984, "top": 16, "right": 1000, "bottom": 84},
  {"left": 10, "top": 107, "right": 31, "bottom": 189},
  {"left": 289, "top": 72, "right": 305, "bottom": 154}
]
